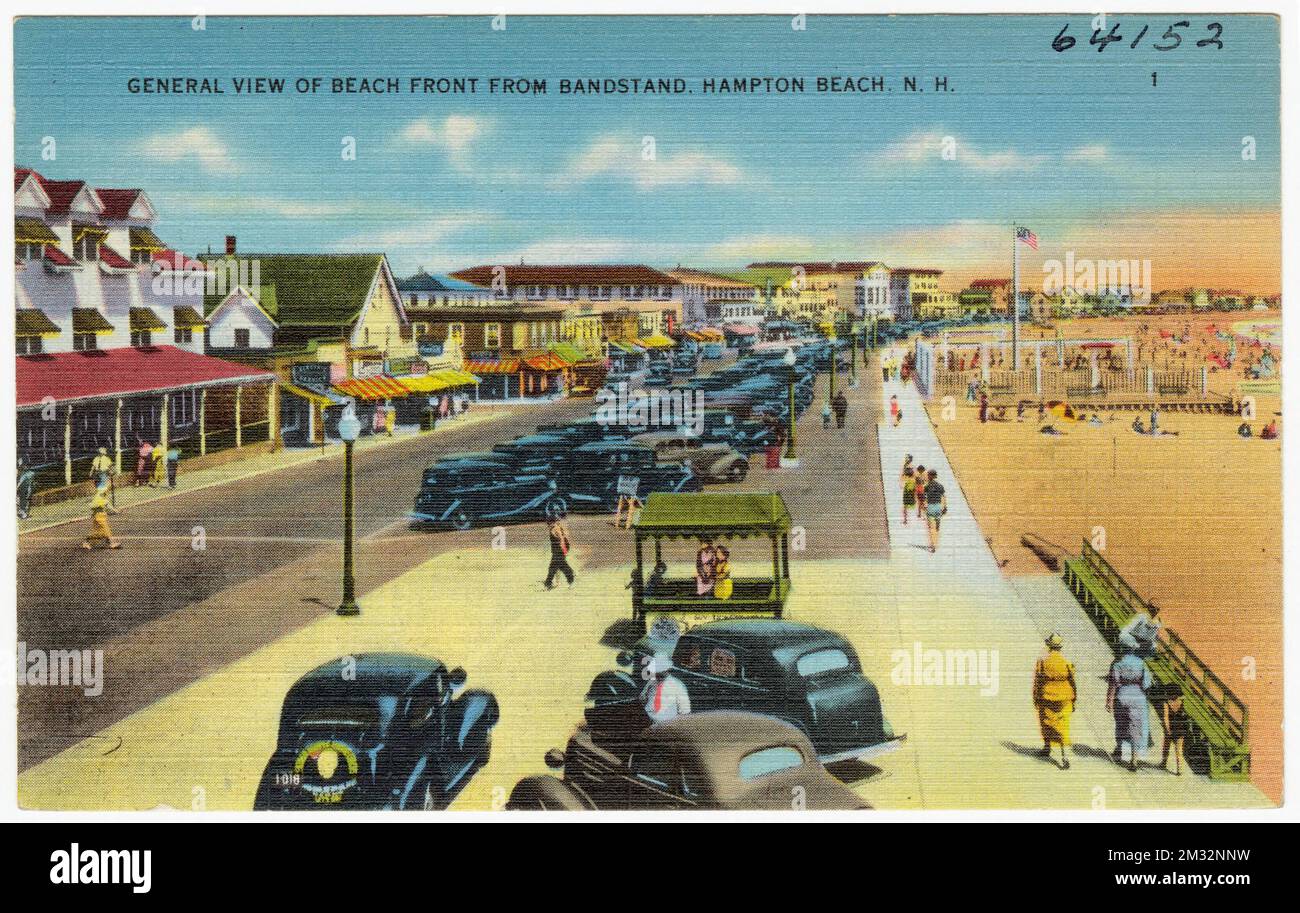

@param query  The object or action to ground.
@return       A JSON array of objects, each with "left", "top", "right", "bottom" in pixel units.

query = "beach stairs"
[{"left": 1062, "top": 540, "right": 1251, "bottom": 781}]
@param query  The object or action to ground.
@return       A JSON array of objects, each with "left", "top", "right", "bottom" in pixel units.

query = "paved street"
[{"left": 17, "top": 396, "right": 591, "bottom": 770}]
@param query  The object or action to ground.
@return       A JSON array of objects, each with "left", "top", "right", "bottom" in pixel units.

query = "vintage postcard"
[{"left": 10, "top": 10, "right": 1284, "bottom": 820}]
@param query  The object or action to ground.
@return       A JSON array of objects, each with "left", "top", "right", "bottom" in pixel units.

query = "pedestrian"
[
  {"left": 17, "top": 458, "right": 36, "bottom": 520},
  {"left": 913, "top": 465, "right": 927, "bottom": 522},
  {"left": 166, "top": 446, "right": 180, "bottom": 488},
  {"left": 1157, "top": 683, "right": 1190, "bottom": 776},
  {"left": 1106, "top": 651, "right": 1152, "bottom": 771},
  {"left": 1032, "top": 633, "right": 1077, "bottom": 769},
  {"left": 924, "top": 469, "right": 947, "bottom": 552},
  {"left": 384, "top": 405, "right": 396, "bottom": 437},
  {"left": 89, "top": 446, "right": 113, "bottom": 491},
  {"left": 642, "top": 651, "right": 691, "bottom": 724},
  {"left": 543, "top": 513, "right": 575, "bottom": 589},
  {"left": 695, "top": 539, "right": 717, "bottom": 596},
  {"left": 1149, "top": 405, "right": 1161, "bottom": 436},
  {"left": 821, "top": 401, "right": 832, "bottom": 429},
  {"left": 979, "top": 392, "right": 989, "bottom": 424},
  {"left": 149, "top": 442, "right": 167, "bottom": 488},
  {"left": 882, "top": 357, "right": 890, "bottom": 383},
  {"left": 889, "top": 395, "right": 900, "bottom": 427},
  {"left": 82, "top": 486, "right": 122, "bottom": 550},
  {"left": 900, "top": 455, "right": 916, "bottom": 526},
  {"left": 713, "top": 546, "right": 733, "bottom": 600},
  {"left": 833, "top": 391, "right": 848, "bottom": 430},
  {"left": 134, "top": 438, "right": 151, "bottom": 486},
  {"left": 1119, "top": 603, "right": 1163, "bottom": 657}
]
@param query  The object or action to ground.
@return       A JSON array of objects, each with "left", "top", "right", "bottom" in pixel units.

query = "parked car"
[
  {"left": 489, "top": 433, "right": 582, "bottom": 471},
  {"left": 600, "top": 619, "right": 903, "bottom": 763},
  {"left": 253, "top": 653, "right": 498, "bottom": 810},
  {"left": 631, "top": 432, "right": 750, "bottom": 483},
  {"left": 412, "top": 459, "right": 565, "bottom": 530},
  {"left": 557, "top": 441, "right": 702, "bottom": 513},
  {"left": 507, "top": 711, "right": 868, "bottom": 810},
  {"left": 534, "top": 418, "right": 630, "bottom": 446}
]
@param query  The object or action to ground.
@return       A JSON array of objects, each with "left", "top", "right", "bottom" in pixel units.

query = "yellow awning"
[
  {"left": 279, "top": 382, "right": 338, "bottom": 408},
  {"left": 398, "top": 369, "right": 481, "bottom": 393}
]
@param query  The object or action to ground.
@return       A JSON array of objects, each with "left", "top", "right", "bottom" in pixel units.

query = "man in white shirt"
[{"left": 643, "top": 652, "right": 691, "bottom": 724}]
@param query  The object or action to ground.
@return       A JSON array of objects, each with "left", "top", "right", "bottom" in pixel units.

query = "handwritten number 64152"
[{"left": 1052, "top": 21, "right": 1224, "bottom": 53}]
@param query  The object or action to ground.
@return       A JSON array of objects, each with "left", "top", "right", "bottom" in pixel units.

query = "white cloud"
[
  {"left": 878, "top": 130, "right": 1048, "bottom": 173},
  {"left": 330, "top": 213, "right": 499, "bottom": 254},
  {"left": 1065, "top": 144, "right": 1110, "bottom": 163},
  {"left": 551, "top": 135, "right": 750, "bottom": 190},
  {"left": 394, "top": 114, "right": 490, "bottom": 170},
  {"left": 134, "top": 126, "right": 245, "bottom": 175}
]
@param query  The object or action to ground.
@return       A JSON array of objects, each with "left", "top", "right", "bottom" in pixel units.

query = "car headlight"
[{"left": 882, "top": 718, "right": 895, "bottom": 740}]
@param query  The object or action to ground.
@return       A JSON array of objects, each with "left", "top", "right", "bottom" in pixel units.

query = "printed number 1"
[{"left": 1151, "top": 72, "right": 1158, "bottom": 87}]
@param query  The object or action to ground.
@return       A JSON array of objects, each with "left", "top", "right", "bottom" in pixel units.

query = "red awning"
[
  {"left": 16, "top": 345, "right": 274, "bottom": 408},
  {"left": 463, "top": 358, "right": 521, "bottom": 374},
  {"left": 98, "top": 244, "right": 135, "bottom": 270},
  {"left": 333, "top": 375, "right": 411, "bottom": 400},
  {"left": 522, "top": 352, "right": 569, "bottom": 372},
  {"left": 43, "top": 245, "right": 75, "bottom": 266}
]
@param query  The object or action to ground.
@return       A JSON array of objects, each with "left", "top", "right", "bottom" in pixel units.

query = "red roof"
[
  {"left": 451, "top": 263, "right": 675, "bottom": 289},
  {"left": 98, "top": 244, "right": 135, "bottom": 270},
  {"left": 43, "top": 244, "right": 75, "bottom": 266},
  {"left": 96, "top": 188, "right": 142, "bottom": 221},
  {"left": 746, "top": 260, "right": 882, "bottom": 274},
  {"left": 39, "top": 179, "right": 95, "bottom": 215},
  {"left": 15, "top": 167, "right": 44, "bottom": 191},
  {"left": 17, "top": 345, "right": 274, "bottom": 408},
  {"left": 152, "top": 249, "right": 207, "bottom": 272},
  {"left": 969, "top": 278, "right": 1009, "bottom": 288}
]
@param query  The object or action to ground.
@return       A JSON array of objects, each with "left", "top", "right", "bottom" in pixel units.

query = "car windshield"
[
  {"left": 738, "top": 746, "right": 805, "bottom": 781},
  {"left": 795, "top": 648, "right": 852, "bottom": 677}
]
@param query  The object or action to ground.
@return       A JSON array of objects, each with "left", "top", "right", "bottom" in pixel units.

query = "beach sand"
[{"left": 923, "top": 312, "right": 1282, "bottom": 803}]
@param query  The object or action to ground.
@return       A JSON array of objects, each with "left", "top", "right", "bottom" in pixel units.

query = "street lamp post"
[
  {"left": 827, "top": 327, "right": 837, "bottom": 401},
  {"left": 782, "top": 348, "right": 798, "bottom": 468},
  {"left": 337, "top": 402, "right": 361, "bottom": 616},
  {"left": 850, "top": 324, "right": 858, "bottom": 387}
]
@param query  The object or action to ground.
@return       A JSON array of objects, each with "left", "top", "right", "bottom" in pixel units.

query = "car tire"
[
  {"left": 726, "top": 461, "right": 748, "bottom": 482},
  {"left": 543, "top": 496, "right": 567, "bottom": 521},
  {"left": 506, "top": 776, "right": 592, "bottom": 811},
  {"left": 448, "top": 509, "right": 473, "bottom": 531}
]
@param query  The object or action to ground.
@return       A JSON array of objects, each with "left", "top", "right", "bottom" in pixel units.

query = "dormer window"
[{"left": 71, "top": 224, "right": 106, "bottom": 261}]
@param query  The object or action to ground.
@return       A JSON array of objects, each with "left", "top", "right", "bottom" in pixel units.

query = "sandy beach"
[{"left": 922, "top": 311, "right": 1283, "bottom": 803}]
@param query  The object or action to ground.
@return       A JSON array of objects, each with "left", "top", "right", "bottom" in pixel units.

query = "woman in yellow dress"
[
  {"left": 82, "top": 487, "right": 122, "bottom": 550},
  {"left": 1032, "top": 633, "right": 1077, "bottom": 769},
  {"left": 713, "top": 546, "right": 733, "bottom": 600}
]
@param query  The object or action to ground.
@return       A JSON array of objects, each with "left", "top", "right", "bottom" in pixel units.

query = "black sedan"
[
  {"left": 253, "top": 653, "right": 499, "bottom": 810},
  {"left": 556, "top": 441, "right": 702, "bottom": 513},
  {"left": 412, "top": 459, "right": 565, "bottom": 530},
  {"left": 601, "top": 619, "right": 904, "bottom": 763},
  {"left": 507, "top": 711, "right": 867, "bottom": 810}
]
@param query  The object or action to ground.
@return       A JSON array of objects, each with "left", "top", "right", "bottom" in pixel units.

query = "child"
[
  {"left": 1159, "top": 684, "right": 1189, "bottom": 776},
  {"left": 900, "top": 455, "right": 915, "bottom": 526}
]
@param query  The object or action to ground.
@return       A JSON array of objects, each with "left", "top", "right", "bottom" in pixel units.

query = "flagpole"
[{"left": 1012, "top": 223, "right": 1020, "bottom": 369}]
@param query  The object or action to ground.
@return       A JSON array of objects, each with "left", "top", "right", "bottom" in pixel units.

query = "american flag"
[{"left": 1016, "top": 226, "right": 1038, "bottom": 250}]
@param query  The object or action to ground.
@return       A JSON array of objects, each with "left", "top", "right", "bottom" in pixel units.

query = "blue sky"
[{"left": 14, "top": 15, "right": 1282, "bottom": 288}]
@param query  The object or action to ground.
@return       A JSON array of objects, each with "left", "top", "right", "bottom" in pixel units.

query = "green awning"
[
  {"left": 72, "top": 308, "right": 115, "bottom": 335},
  {"left": 15, "top": 218, "right": 58, "bottom": 245},
  {"left": 172, "top": 305, "right": 208, "bottom": 328},
  {"left": 129, "top": 226, "right": 167, "bottom": 251},
  {"left": 129, "top": 307, "right": 168, "bottom": 332},
  {"left": 16, "top": 309, "right": 60, "bottom": 337},
  {"left": 548, "top": 341, "right": 597, "bottom": 364},
  {"left": 635, "top": 492, "right": 792, "bottom": 537}
]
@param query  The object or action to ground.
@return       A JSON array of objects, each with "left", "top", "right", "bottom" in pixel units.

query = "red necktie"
[{"left": 654, "top": 681, "right": 664, "bottom": 713}]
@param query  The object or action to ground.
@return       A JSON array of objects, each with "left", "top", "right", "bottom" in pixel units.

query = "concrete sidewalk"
[
  {"left": 866, "top": 368, "right": 1268, "bottom": 807},
  {"left": 18, "top": 409, "right": 511, "bottom": 536}
]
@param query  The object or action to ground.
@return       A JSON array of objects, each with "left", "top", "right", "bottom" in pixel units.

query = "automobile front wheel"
[
  {"left": 449, "top": 509, "right": 473, "bottom": 531},
  {"left": 727, "top": 461, "right": 748, "bottom": 482}
]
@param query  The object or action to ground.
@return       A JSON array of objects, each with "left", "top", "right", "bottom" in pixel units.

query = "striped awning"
[
  {"left": 72, "top": 308, "right": 115, "bottom": 335},
  {"left": 16, "top": 218, "right": 59, "bottom": 245},
  {"left": 129, "top": 307, "right": 168, "bottom": 332},
  {"left": 399, "top": 369, "right": 481, "bottom": 393},
  {"left": 523, "top": 352, "right": 570, "bottom": 372},
  {"left": 464, "top": 358, "right": 521, "bottom": 374},
  {"left": 16, "top": 309, "right": 60, "bottom": 337},
  {"left": 333, "top": 375, "right": 411, "bottom": 400},
  {"left": 129, "top": 227, "right": 167, "bottom": 251}
]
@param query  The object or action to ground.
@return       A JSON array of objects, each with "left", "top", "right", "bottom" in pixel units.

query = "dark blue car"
[
  {"left": 412, "top": 459, "right": 565, "bottom": 530},
  {"left": 253, "top": 653, "right": 498, "bottom": 810},
  {"left": 557, "top": 441, "right": 701, "bottom": 513},
  {"left": 592, "top": 620, "right": 903, "bottom": 763}
]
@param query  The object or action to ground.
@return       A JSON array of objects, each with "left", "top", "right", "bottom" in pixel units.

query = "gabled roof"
[
  {"left": 746, "top": 260, "right": 883, "bottom": 274},
  {"left": 40, "top": 179, "right": 103, "bottom": 216},
  {"left": 450, "top": 263, "right": 676, "bottom": 289},
  {"left": 201, "top": 253, "right": 387, "bottom": 329},
  {"left": 96, "top": 188, "right": 152, "bottom": 221},
  {"left": 14, "top": 168, "right": 51, "bottom": 209},
  {"left": 666, "top": 267, "right": 758, "bottom": 289}
]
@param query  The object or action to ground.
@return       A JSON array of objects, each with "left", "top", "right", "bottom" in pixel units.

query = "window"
[
  {"left": 708, "top": 647, "right": 738, "bottom": 678},
  {"left": 738, "top": 747, "right": 804, "bottom": 781},
  {"left": 233, "top": 328, "right": 251, "bottom": 349},
  {"left": 16, "top": 336, "right": 42, "bottom": 355},
  {"left": 674, "top": 642, "right": 703, "bottom": 671},
  {"left": 795, "top": 649, "right": 852, "bottom": 677},
  {"left": 73, "top": 333, "right": 98, "bottom": 352},
  {"left": 447, "top": 323, "right": 464, "bottom": 343},
  {"left": 484, "top": 322, "right": 501, "bottom": 348},
  {"left": 527, "top": 285, "right": 546, "bottom": 300},
  {"left": 71, "top": 227, "right": 100, "bottom": 262},
  {"left": 131, "top": 330, "right": 153, "bottom": 348},
  {"left": 174, "top": 326, "right": 193, "bottom": 344},
  {"left": 591, "top": 285, "right": 610, "bottom": 300},
  {"left": 16, "top": 241, "right": 43, "bottom": 260},
  {"left": 558, "top": 285, "right": 576, "bottom": 300}
]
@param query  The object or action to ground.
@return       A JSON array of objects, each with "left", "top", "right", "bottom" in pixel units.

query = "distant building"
[
  {"left": 666, "top": 267, "right": 761, "bottom": 326},
  {"left": 888, "top": 267, "right": 943, "bottom": 321},
  {"left": 745, "top": 260, "right": 890, "bottom": 323}
]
